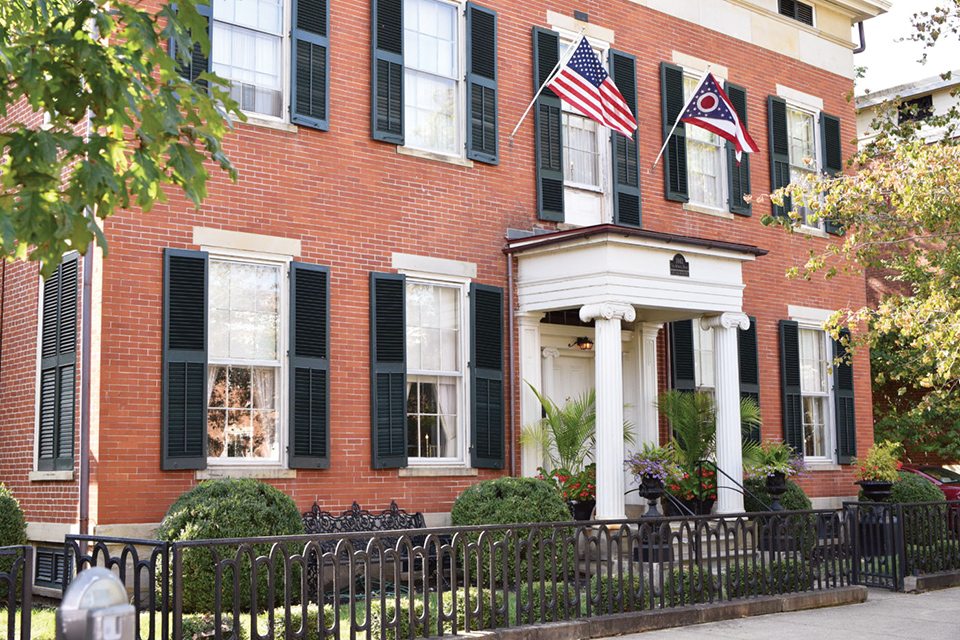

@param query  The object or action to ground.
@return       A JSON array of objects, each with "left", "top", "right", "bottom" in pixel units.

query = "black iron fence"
[
  {"left": 53, "top": 501, "right": 960, "bottom": 640},
  {"left": 0, "top": 545, "right": 33, "bottom": 640}
]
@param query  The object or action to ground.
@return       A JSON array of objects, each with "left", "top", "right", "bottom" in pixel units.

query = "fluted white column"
[
  {"left": 518, "top": 312, "right": 545, "bottom": 477},
  {"left": 701, "top": 312, "right": 750, "bottom": 514},
  {"left": 581, "top": 302, "right": 636, "bottom": 520}
]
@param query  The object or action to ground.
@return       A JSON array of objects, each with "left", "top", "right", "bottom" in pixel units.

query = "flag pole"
[
  {"left": 650, "top": 66, "right": 711, "bottom": 171},
  {"left": 509, "top": 28, "right": 586, "bottom": 143}
]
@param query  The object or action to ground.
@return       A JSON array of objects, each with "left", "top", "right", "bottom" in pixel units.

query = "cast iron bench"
[{"left": 301, "top": 501, "right": 448, "bottom": 597}]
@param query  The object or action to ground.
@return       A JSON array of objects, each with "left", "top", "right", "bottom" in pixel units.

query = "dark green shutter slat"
[
  {"left": 162, "top": 249, "right": 208, "bottom": 470},
  {"left": 738, "top": 316, "right": 760, "bottom": 444},
  {"left": 834, "top": 329, "right": 856, "bottom": 464},
  {"left": 779, "top": 320, "right": 803, "bottom": 454},
  {"left": 172, "top": 2, "right": 211, "bottom": 86},
  {"left": 660, "top": 62, "right": 688, "bottom": 203},
  {"left": 768, "top": 95, "right": 792, "bottom": 218},
  {"left": 37, "top": 254, "right": 78, "bottom": 472},
  {"left": 289, "top": 262, "right": 330, "bottom": 469},
  {"left": 466, "top": 3, "right": 498, "bottom": 164},
  {"left": 611, "top": 49, "right": 641, "bottom": 227},
  {"left": 725, "top": 82, "right": 752, "bottom": 216},
  {"left": 820, "top": 112, "right": 844, "bottom": 235},
  {"left": 533, "top": 27, "right": 563, "bottom": 221},
  {"left": 372, "top": 0, "right": 404, "bottom": 143},
  {"left": 470, "top": 283, "right": 504, "bottom": 469},
  {"left": 291, "top": 0, "right": 329, "bottom": 130},
  {"left": 370, "top": 272, "right": 407, "bottom": 469},
  {"left": 670, "top": 320, "right": 696, "bottom": 392}
]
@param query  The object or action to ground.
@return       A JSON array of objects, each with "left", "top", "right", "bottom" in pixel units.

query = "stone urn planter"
[
  {"left": 857, "top": 480, "right": 894, "bottom": 502},
  {"left": 638, "top": 475, "right": 666, "bottom": 518},
  {"left": 765, "top": 471, "right": 788, "bottom": 511}
]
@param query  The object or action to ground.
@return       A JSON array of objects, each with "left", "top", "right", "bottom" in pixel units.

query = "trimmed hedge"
[
  {"left": 743, "top": 477, "right": 812, "bottom": 512},
  {"left": 724, "top": 559, "right": 814, "bottom": 598},
  {"left": 588, "top": 573, "right": 650, "bottom": 613},
  {"left": 0, "top": 484, "right": 28, "bottom": 601},
  {"left": 181, "top": 613, "right": 248, "bottom": 640},
  {"left": 450, "top": 477, "right": 571, "bottom": 584},
  {"left": 156, "top": 478, "right": 305, "bottom": 613}
]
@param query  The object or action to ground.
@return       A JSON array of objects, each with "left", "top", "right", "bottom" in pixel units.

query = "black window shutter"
[
  {"left": 611, "top": 49, "right": 641, "bottom": 228},
  {"left": 660, "top": 62, "right": 688, "bottom": 203},
  {"left": 37, "top": 254, "right": 79, "bottom": 472},
  {"left": 466, "top": 2, "right": 498, "bottom": 164},
  {"left": 724, "top": 82, "right": 752, "bottom": 216},
  {"left": 834, "top": 329, "right": 856, "bottom": 464},
  {"left": 533, "top": 27, "right": 563, "bottom": 222},
  {"left": 291, "top": 0, "right": 330, "bottom": 130},
  {"left": 738, "top": 316, "right": 760, "bottom": 445},
  {"left": 289, "top": 262, "right": 330, "bottom": 469},
  {"left": 161, "top": 249, "right": 208, "bottom": 471},
  {"left": 172, "top": 2, "right": 211, "bottom": 87},
  {"left": 370, "top": 272, "right": 407, "bottom": 468},
  {"left": 670, "top": 320, "right": 696, "bottom": 392},
  {"left": 372, "top": 0, "right": 404, "bottom": 143},
  {"left": 768, "top": 96, "right": 792, "bottom": 218},
  {"left": 820, "top": 112, "right": 844, "bottom": 235},
  {"left": 470, "top": 283, "right": 504, "bottom": 469},
  {"left": 778, "top": 320, "right": 803, "bottom": 454}
]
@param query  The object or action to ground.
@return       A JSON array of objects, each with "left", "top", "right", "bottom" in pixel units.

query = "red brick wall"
[{"left": 0, "top": 0, "right": 872, "bottom": 528}]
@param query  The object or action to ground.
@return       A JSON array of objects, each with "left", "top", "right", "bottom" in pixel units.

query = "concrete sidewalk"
[{"left": 615, "top": 586, "right": 960, "bottom": 639}]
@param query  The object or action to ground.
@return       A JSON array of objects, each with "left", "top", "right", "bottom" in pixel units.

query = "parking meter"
[{"left": 57, "top": 567, "right": 135, "bottom": 640}]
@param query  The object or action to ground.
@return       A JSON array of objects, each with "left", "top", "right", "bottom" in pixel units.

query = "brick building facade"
[{"left": 0, "top": 0, "right": 890, "bottom": 594}]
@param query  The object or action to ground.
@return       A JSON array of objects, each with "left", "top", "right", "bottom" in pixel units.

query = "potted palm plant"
[{"left": 522, "top": 384, "right": 633, "bottom": 519}]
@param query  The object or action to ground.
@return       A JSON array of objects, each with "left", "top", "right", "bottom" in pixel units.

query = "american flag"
[
  {"left": 547, "top": 37, "right": 638, "bottom": 139},
  {"left": 680, "top": 72, "right": 759, "bottom": 162}
]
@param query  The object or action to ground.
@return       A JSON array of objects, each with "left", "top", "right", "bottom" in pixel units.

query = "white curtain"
[{"left": 437, "top": 379, "right": 457, "bottom": 457}]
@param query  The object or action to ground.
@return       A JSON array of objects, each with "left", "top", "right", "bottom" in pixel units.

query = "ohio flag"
[
  {"left": 680, "top": 72, "right": 759, "bottom": 161},
  {"left": 547, "top": 37, "right": 638, "bottom": 138}
]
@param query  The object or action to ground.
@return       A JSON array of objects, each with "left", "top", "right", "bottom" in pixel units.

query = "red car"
[{"left": 901, "top": 465, "right": 960, "bottom": 501}]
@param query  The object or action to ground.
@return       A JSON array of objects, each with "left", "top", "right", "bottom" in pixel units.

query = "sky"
[{"left": 854, "top": 0, "right": 960, "bottom": 95}]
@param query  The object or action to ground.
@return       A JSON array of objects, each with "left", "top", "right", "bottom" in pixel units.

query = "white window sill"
[
  {"left": 237, "top": 113, "right": 299, "bottom": 134},
  {"left": 805, "top": 461, "right": 841, "bottom": 472},
  {"left": 797, "top": 225, "right": 829, "bottom": 239},
  {"left": 398, "top": 466, "right": 478, "bottom": 477},
  {"left": 397, "top": 145, "right": 474, "bottom": 168},
  {"left": 29, "top": 470, "right": 74, "bottom": 482},
  {"left": 683, "top": 202, "right": 733, "bottom": 220},
  {"left": 196, "top": 467, "right": 298, "bottom": 480}
]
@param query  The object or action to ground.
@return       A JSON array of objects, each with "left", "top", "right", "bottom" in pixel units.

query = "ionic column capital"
[
  {"left": 541, "top": 347, "right": 561, "bottom": 360},
  {"left": 700, "top": 312, "right": 750, "bottom": 332},
  {"left": 580, "top": 302, "right": 636, "bottom": 324}
]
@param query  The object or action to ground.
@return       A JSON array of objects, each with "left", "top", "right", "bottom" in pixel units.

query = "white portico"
[{"left": 508, "top": 225, "right": 766, "bottom": 517}]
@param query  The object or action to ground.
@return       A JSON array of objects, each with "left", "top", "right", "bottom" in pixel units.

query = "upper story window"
[
  {"left": 403, "top": 0, "right": 461, "bottom": 155},
  {"left": 898, "top": 95, "right": 934, "bottom": 124},
  {"left": 786, "top": 105, "right": 820, "bottom": 228},
  {"left": 779, "top": 0, "right": 814, "bottom": 26},
  {"left": 559, "top": 38, "right": 609, "bottom": 195},
  {"left": 211, "top": 0, "right": 285, "bottom": 118},
  {"left": 684, "top": 74, "right": 726, "bottom": 210},
  {"left": 207, "top": 257, "right": 284, "bottom": 462}
]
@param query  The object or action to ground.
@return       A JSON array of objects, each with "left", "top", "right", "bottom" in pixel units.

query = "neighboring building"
[{"left": 0, "top": 0, "right": 889, "bottom": 595}]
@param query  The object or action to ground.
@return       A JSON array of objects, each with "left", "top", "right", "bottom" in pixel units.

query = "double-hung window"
[
  {"left": 768, "top": 93, "right": 843, "bottom": 232},
  {"left": 405, "top": 280, "right": 465, "bottom": 461},
  {"left": 370, "top": 269, "right": 503, "bottom": 470},
  {"left": 660, "top": 62, "right": 751, "bottom": 216},
  {"left": 534, "top": 28, "right": 640, "bottom": 226},
  {"left": 175, "top": 0, "right": 329, "bottom": 129},
  {"left": 372, "top": 0, "right": 499, "bottom": 164},
  {"left": 779, "top": 318, "right": 856, "bottom": 464},
  {"left": 162, "top": 248, "right": 330, "bottom": 471}
]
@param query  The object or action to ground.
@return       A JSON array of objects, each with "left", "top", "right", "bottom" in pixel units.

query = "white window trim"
[
  {"left": 212, "top": 0, "right": 293, "bottom": 124},
  {"left": 797, "top": 325, "right": 835, "bottom": 464},
  {"left": 401, "top": 0, "right": 467, "bottom": 160},
  {"left": 202, "top": 247, "right": 292, "bottom": 468},
  {"left": 398, "top": 269, "right": 472, "bottom": 467},
  {"left": 776, "top": 90, "right": 825, "bottom": 232}
]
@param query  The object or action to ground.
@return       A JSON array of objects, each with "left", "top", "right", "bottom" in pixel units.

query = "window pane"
[
  {"left": 562, "top": 113, "right": 600, "bottom": 188},
  {"left": 406, "top": 282, "right": 459, "bottom": 373},
  {"left": 405, "top": 70, "right": 457, "bottom": 154},
  {"left": 683, "top": 75, "right": 723, "bottom": 208},
  {"left": 406, "top": 376, "right": 457, "bottom": 458},
  {"left": 799, "top": 329, "right": 826, "bottom": 393},
  {"left": 210, "top": 260, "right": 280, "bottom": 361},
  {"left": 802, "top": 396, "right": 827, "bottom": 457},
  {"left": 787, "top": 108, "right": 816, "bottom": 165},
  {"left": 208, "top": 364, "right": 279, "bottom": 459},
  {"left": 213, "top": 0, "right": 282, "bottom": 34},
  {"left": 212, "top": 23, "right": 282, "bottom": 118},
  {"left": 403, "top": 0, "right": 458, "bottom": 154}
]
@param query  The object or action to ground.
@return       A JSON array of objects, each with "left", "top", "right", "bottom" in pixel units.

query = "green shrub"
[
  {"left": 743, "top": 477, "right": 812, "bottom": 512},
  {"left": 180, "top": 612, "right": 248, "bottom": 640},
  {"left": 156, "top": 478, "right": 305, "bottom": 614},
  {"left": 663, "top": 565, "right": 717, "bottom": 606},
  {"left": 450, "top": 478, "right": 570, "bottom": 584},
  {"left": 588, "top": 573, "right": 650, "bottom": 613},
  {"left": 267, "top": 605, "right": 335, "bottom": 640},
  {"left": 724, "top": 559, "right": 814, "bottom": 598},
  {"left": 0, "top": 484, "right": 28, "bottom": 601},
  {"left": 889, "top": 471, "right": 945, "bottom": 504},
  {"left": 905, "top": 541, "right": 960, "bottom": 575}
]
